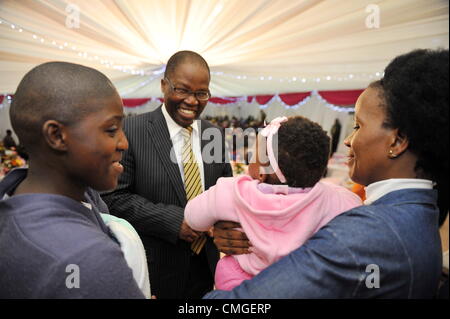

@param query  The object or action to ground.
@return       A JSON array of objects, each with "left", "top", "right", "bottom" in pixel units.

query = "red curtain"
[
  {"left": 2, "top": 92, "right": 363, "bottom": 108},
  {"left": 255, "top": 95, "right": 274, "bottom": 105},
  {"left": 317, "top": 90, "right": 364, "bottom": 106},
  {"left": 279, "top": 92, "right": 311, "bottom": 106},
  {"left": 209, "top": 97, "right": 239, "bottom": 104},
  {"left": 0, "top": 95, "right": 13, "bottom": 104},
  {"left": 122, "top": 98, "right": 151, "bottom": 107}
]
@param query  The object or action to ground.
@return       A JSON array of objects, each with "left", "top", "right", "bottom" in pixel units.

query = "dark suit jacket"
[{"left": 102, "top": 106, "right": 232, "bottom": 298}]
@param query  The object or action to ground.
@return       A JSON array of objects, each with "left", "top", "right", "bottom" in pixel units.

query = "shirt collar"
[
  {"left": 161, "top": 104, "right": 200, "bottom": 139},
  {"left": 364, "top": 178, "right": 433, "bottom": 205}
]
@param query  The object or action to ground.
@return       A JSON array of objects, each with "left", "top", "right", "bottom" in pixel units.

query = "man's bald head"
[
  {"left": 10, "top": 62, "right": 119, "bottom": 152},
  {"left": 164, "top": 50, "right": 210, "bottom": 80}
]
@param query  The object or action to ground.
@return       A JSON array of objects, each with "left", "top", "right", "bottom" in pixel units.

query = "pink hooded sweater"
[{"left": 185, "top": 175, "right": 362, "bottom": 276}]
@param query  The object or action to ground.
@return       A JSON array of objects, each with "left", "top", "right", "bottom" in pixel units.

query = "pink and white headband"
[{"left": 259, "top": 116, "right": 288, "bottom": 183}]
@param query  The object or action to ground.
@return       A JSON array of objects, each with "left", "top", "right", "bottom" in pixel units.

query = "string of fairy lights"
[
  {"left": 0, "top": 17, "right": 146, "bottom": 75},
  {"left": 1, "top": 16, "right": 377, "bottom": 113}
]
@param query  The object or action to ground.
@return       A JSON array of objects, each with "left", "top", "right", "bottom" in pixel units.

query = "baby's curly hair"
[{"left": 275, "top": 116, "right": 330, "bottom": 188}]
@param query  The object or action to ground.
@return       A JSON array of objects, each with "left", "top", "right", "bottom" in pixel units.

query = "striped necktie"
[{"left": 181, "top": 126, "right": 207, "bottom": 254}]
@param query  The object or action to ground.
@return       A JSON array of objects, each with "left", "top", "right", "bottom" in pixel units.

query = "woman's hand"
[{"left": 213, "top": 221, "right": 252, "bottom": 255}]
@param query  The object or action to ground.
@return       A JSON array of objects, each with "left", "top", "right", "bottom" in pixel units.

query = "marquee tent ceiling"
[{"left": 0, "top": 0, "right": 448, "bottom": 98}]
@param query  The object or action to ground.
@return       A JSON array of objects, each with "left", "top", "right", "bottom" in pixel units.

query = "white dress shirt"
[
  {"left": 364, "top": 178, "right": 433, "bottom": 205},
  {"left": 161, "top": 104, "right": 205, "bottom": 191}
]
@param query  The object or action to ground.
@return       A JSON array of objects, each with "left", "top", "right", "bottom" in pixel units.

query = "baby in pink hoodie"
[{"left": 185, "top": 116, "right": 362, "bottom": 291}]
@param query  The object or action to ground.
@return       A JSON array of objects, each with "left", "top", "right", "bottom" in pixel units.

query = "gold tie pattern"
[{"left": 182, "top": 126, "right": 207, "bottom": 254}]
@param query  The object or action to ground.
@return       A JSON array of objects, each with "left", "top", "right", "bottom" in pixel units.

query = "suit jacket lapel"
[{"left": 147, "top": 107, "right": 187, "bottom": 206}]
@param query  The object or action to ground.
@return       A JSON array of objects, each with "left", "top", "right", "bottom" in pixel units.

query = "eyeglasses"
[{"left": 164, "top": 78, "right": 211, "bottom": 101}]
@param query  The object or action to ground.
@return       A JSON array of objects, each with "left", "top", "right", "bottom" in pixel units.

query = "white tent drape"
[
  {"left": 1, "top": 0, "right": 448, "bottom": 146},
  {"left": 1, "top": 0, "right": 448, "bottom": 97}
]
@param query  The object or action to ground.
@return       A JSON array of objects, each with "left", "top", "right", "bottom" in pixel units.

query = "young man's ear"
[
  {"left": 389, "top": 128, "right": 409, "bottom": 158},
  {"left": 42, "top": 120, "right": 68, "bottom": 151}
]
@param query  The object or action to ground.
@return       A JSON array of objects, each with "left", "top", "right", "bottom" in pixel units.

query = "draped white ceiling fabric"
[{"left": 0, "top": 0, "right": 448, "bottom": 98}]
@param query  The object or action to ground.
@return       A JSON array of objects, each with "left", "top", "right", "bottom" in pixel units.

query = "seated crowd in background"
[
  {"left": 203, "top": 115, "right": 265, "bottom": 170},
  {"left": 0, "top": 131, "right": 28, "bottom": 180}
]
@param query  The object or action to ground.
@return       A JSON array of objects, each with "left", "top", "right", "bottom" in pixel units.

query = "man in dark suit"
[{"left": 102, "top": 51, "right": 232, "bottom": 298}]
